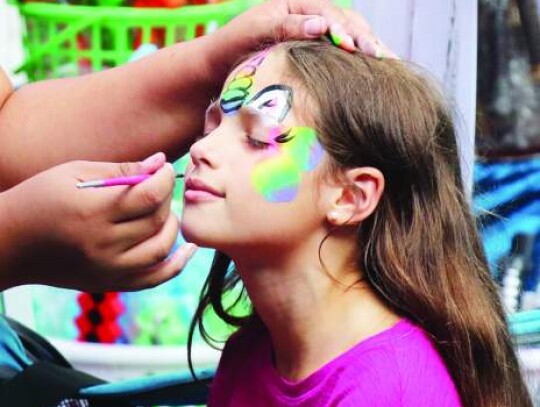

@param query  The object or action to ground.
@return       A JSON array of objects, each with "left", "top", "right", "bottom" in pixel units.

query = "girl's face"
[{"left": 181, "top": 50, "right": 328, "bottom": 256}]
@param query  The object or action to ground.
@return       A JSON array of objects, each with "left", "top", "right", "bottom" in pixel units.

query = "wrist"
[
  {"left": 178, "top": 33, "right": 233, "bottom": 97},
  {"left": 199, "top": 26, "right": 252, "bottom": 93},
  {"left": 203, "top": 31, "right": 238, "bottom": 86}
]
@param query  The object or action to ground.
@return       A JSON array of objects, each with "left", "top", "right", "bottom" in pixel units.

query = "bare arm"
[
  {"left": 0, "top": 0, "right": 386, "bottom": 190},
  {"left": 0, "top": 36, "right": 216, "bottom": 189}
]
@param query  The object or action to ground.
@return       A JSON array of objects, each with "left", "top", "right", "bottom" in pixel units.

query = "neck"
[{"left": 232, "top": 233, "right": 399, "bottom": 381}]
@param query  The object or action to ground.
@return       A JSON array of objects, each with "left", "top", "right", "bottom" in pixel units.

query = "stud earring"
[{"left": 328, "top": 211, "right": 340, "bottom": 223}]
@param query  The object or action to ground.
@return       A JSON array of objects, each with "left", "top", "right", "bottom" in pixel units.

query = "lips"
[{"left": 184, "top": 178, "right": 225, "bottom": 199}]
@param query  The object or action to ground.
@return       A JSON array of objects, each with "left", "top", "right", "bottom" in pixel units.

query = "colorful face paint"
[
  {"left": 220, "top": 50, "right": 270, "bottom": 115},
  {"left": 329, "top": 32, "right": 345, "bottom": 47},
  {"left": 246, "top": 85, "right": 292, "bottom": 123},
  {"left": 219, "top": 55, "right": 324, "bottom": 203},
  {"left": 251, "top": 126, "right": 324, "bottom": 203}
]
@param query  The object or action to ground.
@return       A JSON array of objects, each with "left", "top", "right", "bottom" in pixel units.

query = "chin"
[
  {"left": 180, "top": 224, "right": 206, "bottom": 246},
  {"left": 180, "top": 222, "right": 224, "bottom": 250}
]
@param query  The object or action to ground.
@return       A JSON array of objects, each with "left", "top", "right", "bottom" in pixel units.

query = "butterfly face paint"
[
  {"left": 240, "top": 85, "right": 323, "bottom": 202},
  {"left": 220, "top": 50, "right": 270, "bottom": 115},
  {"left": 219, "top": 57, "right": 324, "bottom": 203},
  {"left": 239, "top": 84, "right": 324, "bottom": 203}
]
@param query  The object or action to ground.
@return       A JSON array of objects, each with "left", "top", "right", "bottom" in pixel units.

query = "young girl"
[{"left": 181, "top": 41, "right": 532, "bottom": 406}]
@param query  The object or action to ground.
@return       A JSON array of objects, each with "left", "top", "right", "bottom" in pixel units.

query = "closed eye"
[{"left": 246, "top": 134, "right": 271, "bottom": 150}]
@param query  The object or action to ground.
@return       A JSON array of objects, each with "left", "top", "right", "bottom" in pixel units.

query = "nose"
[{"left": 189, "top": 136, "right": 214, "bottom": 168}]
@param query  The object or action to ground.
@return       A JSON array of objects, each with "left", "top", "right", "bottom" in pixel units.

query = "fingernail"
[
  {"left": 329, "top": 24, "right": 354, "bottom": 51},
  {"left": 329, "top": 23, "right": 344, "bottom": 45},
  {"left": 342, "top": 35, "right": 355, "bottom": 51},
  {"left": 330, "top": 33, "right": 355, "bottom": 51},
  {"left": 142, "top": 152, "right": 164, "bottom": 166},
  {"left": 304, "top": 17, "right": 325, "bottom": 36}
]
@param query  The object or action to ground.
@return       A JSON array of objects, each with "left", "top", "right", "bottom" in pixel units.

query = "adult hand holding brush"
[
  {"left": 0, "top": 153, "right": 196, "bottom": 291},
  {"left": 0, "top": 0, "right": 391, "bottom": 292}
]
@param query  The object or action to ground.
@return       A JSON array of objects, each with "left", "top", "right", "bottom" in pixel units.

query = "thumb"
[
  {"left": 275, "top": 15, "right": 328, "bottom": 41},
  {"left": 114, "top": 152, "right": 167, "bottom": 178}
]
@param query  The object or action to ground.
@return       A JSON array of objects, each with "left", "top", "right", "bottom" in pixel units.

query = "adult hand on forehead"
[{"left": 213, "top": 0, "right": 396, "bottom": 60}]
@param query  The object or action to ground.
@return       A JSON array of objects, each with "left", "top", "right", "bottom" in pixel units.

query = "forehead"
[
  {"left": 221, "top": 49, "right": 309, "bottom": 125},
  {"left": 225, "top": 49, "right": 287, "bottom": 93}
]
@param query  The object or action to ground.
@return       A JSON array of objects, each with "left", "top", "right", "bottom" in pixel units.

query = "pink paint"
[
  {"left": 77, "top": 173, "right": 183, "bottom": 189},
  {"left": 267, "top": 127, "right": 283, "bottom": 148},
  {"left": 102, "top": 174, "right": 152, "bottom": 187}
]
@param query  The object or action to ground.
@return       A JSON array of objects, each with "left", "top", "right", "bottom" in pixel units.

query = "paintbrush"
[{"left": 77, "top": 173, "right": 184, "bottom": 189}]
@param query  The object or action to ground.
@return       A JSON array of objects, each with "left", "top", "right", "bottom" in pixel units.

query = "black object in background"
[
  {"left": 477, "top": 0, "right": 540, "bottom": 157},
  {"left": 499, "top": 233, "right": 536, "bottom": 313}
]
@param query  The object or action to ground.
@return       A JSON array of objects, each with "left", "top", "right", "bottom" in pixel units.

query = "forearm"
[
  {"left": 0, "top": 189, "right": 26, "bottom": 290},
  {"left": 0, "top": 0, "right": 378, "bottom": 190},
  {"left": 0, "top": 35, "right": 227, "bottom": 189}
]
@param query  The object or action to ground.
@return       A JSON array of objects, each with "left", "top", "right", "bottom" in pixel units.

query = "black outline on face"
[
  {"left": 246, "top": 84, "right": 293, "bottom": 124},
  {"left": 220, "top": 52, "right": 269, "bottom": 115}
]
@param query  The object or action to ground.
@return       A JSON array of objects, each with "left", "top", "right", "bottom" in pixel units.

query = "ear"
[{"left": 326, "top": 167, "right": 385, "bottom": 226}]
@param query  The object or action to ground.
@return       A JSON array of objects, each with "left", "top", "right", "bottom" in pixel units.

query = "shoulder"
[
  {"left": 387, "top": 320, "right": 462, "bottom": 407},
  {"left": 335, "top": 319, "right": 461, "bottom": 407},
  {"left": 211, "top": 320, "right": 267, "bottom": 382},
  {"left": 208, "top": 321, "right": 269, "bottom": 405}
]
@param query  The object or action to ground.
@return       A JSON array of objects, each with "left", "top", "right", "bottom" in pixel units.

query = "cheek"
[
  {"left": 252, "top": 155, "right": 301, "bottom": 202},
  {"left": 250, "top": 128, "right": 324, "bottom": 203}
]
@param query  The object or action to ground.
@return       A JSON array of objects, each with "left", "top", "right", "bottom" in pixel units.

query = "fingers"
[
  {"left": 116, "top": 211, "right": 180, "bottom": 271},
  {"left": 285, "top": 0, "right": 355, "bottom": 50},
  {"left": 112, "top": 163, "right": 176, "bottom": 222},
  {"left": 74, "top": 152, "right": 165, "bottom": 181},
  {"left": 139, "top": 151, "right": 167, "bottom": 174},
  {"left": 281, "top": 0, "right": 396, "bottom": 57},
  {"left": 111, "top": 191, "right": 174, "bottom": 251},
  {"left": 342, "top": 9, "right": 397, "bottom": 59},
  {"left": 119, "top": 243, "right": 198, "bottom": 291},
  {"left": 286, "top": 0, "right": 344, "bottom": 21},
  {"left": 275, "top": 14, "right": 328, "bottom": 41},
  {"left": 327, "top": 24, "right": 356, "bottom": 52}
]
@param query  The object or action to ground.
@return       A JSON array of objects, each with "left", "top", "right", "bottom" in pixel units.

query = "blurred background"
[{"left": 1, "top": 0, "right": 540, "bottom": 404}]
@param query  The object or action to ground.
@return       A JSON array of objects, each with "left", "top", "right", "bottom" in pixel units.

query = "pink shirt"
[{"left": 209, "top": 319, "right": 462, "bottom": 406}]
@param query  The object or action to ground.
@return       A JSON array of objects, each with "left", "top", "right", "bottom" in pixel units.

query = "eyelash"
[{"left": 246, "top": 134, "right": 271, "bottom": 150}]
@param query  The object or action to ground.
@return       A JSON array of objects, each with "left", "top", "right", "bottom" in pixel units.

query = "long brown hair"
[{"left": 188, "top": 40, "right": 532, "bottom": 407}]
